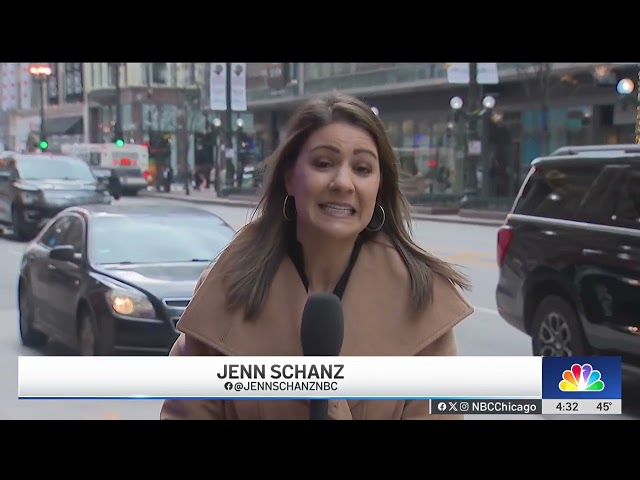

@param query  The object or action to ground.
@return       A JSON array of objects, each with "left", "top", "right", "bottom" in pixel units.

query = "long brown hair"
[{"left": 222, "top": 92, "right": 470, "bottom": 319}]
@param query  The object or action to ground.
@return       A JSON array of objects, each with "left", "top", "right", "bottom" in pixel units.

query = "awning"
[{"left": 44, "top": 116, "right": 83, "bottom": 136}]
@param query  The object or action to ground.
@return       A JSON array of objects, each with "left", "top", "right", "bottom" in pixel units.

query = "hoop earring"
[
  {"left": 282, "top": 195, "right": 295, "bottom": 221},
  {"left": 366, "top": 204, "right": 386, "bottom": 232}
]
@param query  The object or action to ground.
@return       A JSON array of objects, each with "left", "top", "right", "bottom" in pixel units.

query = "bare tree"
[{"left": 516, "top": 63, "right": 581, "bottom": 156}]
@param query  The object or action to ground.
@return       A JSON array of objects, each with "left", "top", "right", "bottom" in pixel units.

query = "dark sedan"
[
  {"left": 0, "top": 152, "right": 112, "bottom": 240},
  {"left": 17, "top": 204, "right": 235, "bottom": 355}
]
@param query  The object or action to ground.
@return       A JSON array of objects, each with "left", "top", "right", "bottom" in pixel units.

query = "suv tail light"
[{"left": 497, "top": 226, "right": 513, "bottom": 267}]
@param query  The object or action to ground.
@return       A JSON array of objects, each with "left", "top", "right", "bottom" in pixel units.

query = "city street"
[{"left": 1, "top": 195, "right": 638, "bottom": 420}]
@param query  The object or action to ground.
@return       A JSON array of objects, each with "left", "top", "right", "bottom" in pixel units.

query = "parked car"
[
  {"left": 0, "top": 152, "right": 111, "bottom": 240},
  {"left": 17, "top": 204, "right": 235, "bottom": 355},
  {"left": 496, "top": 145, "right": 640, "bottom": 368}
]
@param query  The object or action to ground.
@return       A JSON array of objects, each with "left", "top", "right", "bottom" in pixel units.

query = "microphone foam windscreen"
[{"left": 300, "top": 293, "right": 344, "bottom": 356}]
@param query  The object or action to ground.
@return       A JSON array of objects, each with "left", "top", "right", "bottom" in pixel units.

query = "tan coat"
[{"left": 160, "top": 230, "right": 474, "bottom": 420}]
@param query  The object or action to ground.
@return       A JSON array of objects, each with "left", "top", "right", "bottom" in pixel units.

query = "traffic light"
[
  {"left": 38, "top": 139, "right": 48, "bottom": 150},
  {"left": 115, "top": 138, "right": 125, "bottom": 147}
]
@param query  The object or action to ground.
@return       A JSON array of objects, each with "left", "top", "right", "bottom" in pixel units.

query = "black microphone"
[{"left": 300, "top": 292, "right": 344, "bottom": 420}]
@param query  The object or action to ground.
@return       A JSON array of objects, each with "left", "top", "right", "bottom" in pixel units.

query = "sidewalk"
[{"left": 140, "top": 187, "right": 507, "bottom": 228}]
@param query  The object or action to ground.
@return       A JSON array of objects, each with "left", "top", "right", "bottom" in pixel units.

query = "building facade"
[
  {"left": 245, "top": 63, "right": 639, "bottom": 202},
  {"left": 3, "top": 63, "right": 637, "bottom": 202},
  {"left": 83, "top": 63, "right": 265, "bottom": 180},
  {"left": 0, "top": 62, "right": 84, "bottom": 152}
]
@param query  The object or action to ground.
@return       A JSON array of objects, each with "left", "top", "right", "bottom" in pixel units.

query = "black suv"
[
  {"left": 0, "top": 152, "right": 111, "bottom": 240},
  {"left": 496, "top": 144, "right": 640, "bottom": 367}
]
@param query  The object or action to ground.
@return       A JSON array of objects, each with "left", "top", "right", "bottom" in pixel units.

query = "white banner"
[
  {"left": 209, "top": 63, "right": 227, "bottom": 111},
  {"left": 446, "top": 63, "right": 470, "bottom": 84},
  {"left": 18, "top": 356, "right": 542, "bottom": 400},
  {"left": 230, "top": 62, "right": 247, "bottom": 111},
  {"left": 446, "top": 63, "right": 499, "bottom": 85},
  {"left": 477, "top": 63, "right": 500, "bottom": 84}
]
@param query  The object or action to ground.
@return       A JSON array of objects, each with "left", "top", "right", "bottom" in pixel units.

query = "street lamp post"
[
  {"left": 212, "top": 117, "right": 222, "bottom": 194},
  {"left": 224, "top": 62, "right": 234, "bottom": 174},
  {"left": 235, "top": 117, "right": 245, "bottom": 188},
  {"left": 28, "top": 63, "right": 52, "bottom": 150},
  {"left": 108, "top": 63, "right": 124, "bottom": 144},
  {"left": 207, "top": 62, "right": 241, "bottom": 193},
  {"left": 449, "top": 66, "right": 496, "bottom": 207}
]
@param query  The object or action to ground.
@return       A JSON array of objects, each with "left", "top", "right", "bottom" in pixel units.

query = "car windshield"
[
  {"left": 89, "top": 214, "right": 235, "bottom": 264},
  {"left": 17, "top": 155, "right": 96, "bottom": 181}
]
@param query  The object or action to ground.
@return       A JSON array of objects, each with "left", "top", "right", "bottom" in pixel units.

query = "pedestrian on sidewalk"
[
  {"left": 161, "top": 91, "right": 474, "bottom": 420},
  {"left": 184, "top": 165, "right": 192, "bottom": 196},
  {"left": 108, "top": 169, "right": 121, "bottom": 200}
]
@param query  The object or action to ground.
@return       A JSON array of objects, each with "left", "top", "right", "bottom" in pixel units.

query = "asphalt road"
[{"left": 1, "top": 195, "right": 637, "bottom": 420}]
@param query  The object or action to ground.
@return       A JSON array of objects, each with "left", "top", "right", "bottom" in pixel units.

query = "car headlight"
[
  {"left": 105, "top": 289, "right": 156, "bottom": 318},
  {"left": 19, "top": 190, "right": 43, "bottom": 205}
]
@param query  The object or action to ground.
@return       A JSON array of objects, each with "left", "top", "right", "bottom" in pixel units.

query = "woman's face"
[{"left": 285, "top": 122, "right": 381, "bottom": 241}]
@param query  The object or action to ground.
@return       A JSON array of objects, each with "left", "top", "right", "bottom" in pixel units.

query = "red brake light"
[
  {"left": 497, "top": 226, "right": 513, "bottom": 267},
  {"left": 119, "top": 158, "right": 131, "bottom": 166}
]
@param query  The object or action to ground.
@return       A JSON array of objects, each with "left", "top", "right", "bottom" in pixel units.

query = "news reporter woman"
[{"left": 160, "top": 92, "right": 474, "bottom": 420}]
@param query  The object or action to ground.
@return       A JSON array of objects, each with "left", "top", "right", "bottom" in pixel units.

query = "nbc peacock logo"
[{"left": 559, "top": 363, "right": 605, "bottom": 392}]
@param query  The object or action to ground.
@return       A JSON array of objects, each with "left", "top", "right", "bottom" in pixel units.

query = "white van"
[{"left": 61, "top": 143, "right": 149, "bottom": 195}]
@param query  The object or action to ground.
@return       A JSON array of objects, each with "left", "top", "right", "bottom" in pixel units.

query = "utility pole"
[
  {"left": 208, "top": 62, "right": 238, "bottom": 192},
  {"left": 39, "top": 77, "right": 47, "bottom": 147},
  {"left": 28, "top": 64, "right": 52, "bottom": 150},
  {"left": 462, "top": 62, "right": 480, "bottom": 205},
  {"left": 109, "top": 63, "right": 124, "bottom": 145},
  {"left": 224, "top": 62, "right": 233, "bottom": 173},
  {"left": 449, "top": 63, "right": 496, "bottom": 208},
  {"left": 204, "top": 64, "right": 222, "bottom": 196}
]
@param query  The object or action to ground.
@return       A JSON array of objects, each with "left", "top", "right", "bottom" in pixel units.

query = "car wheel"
[
  {"left": 78, "top": 307, "right": 111, "bottom": 356},
  {"left": 78, "top": 307, "right": 99, "bottom": 355},
  {"left": 18, "top": 282, "right": 48, "bottom": 348},
  {"left": 531, "top": 295, "right": 589, "bottom": 357}
]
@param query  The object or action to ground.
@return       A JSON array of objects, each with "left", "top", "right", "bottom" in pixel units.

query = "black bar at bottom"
[{"left": 431, "top": 399, "right": 542, "bottom": 415}]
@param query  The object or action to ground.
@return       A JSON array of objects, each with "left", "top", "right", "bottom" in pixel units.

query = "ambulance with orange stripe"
[{"left": 61, "top": 143, "right": 149, "bottom": 196}]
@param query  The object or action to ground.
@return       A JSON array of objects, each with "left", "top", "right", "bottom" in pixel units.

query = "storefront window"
[
  {"left": 385, "top": 120, "right": 400, "bottom": 148},
  {"left": 394, "top": 120, "right": 414, "bottom": 173},
  {"left": 521, "top": 106, "right": 593, "bottom": 165},
  {"left": 416, "top": 120, "right": 432, "bottom": 149},
  {"left": 431, "top": 121, "right": 457, "bottom": 194},
  {"left": 382, "top": 115, "right": 462, "bottom": 195},
  {"left": 401, "top": 120, "right": 414, "bottom": 147},
  {"left": 599, "top": 126, "right": 636, "bottom": 144}
]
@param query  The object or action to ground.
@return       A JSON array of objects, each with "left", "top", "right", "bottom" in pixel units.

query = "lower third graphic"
[
  {"left": 432, "top": 399, "right": 540, "bottom": 414},
  {"left": 223, "top": 381, "right": 339, "bottom": 394}
]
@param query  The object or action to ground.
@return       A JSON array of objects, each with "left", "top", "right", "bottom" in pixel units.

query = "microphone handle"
[{"left": 309, "top": 399, "right": 329, "bottom": 420}]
